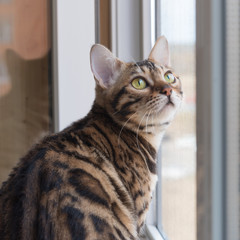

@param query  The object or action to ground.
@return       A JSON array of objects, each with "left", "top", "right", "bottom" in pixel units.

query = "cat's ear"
[
  {"left": 148, "top": 36, "right": 171, "bottom": 67},
  {"left": 90, "top": 44, "right": 123, "bottom": 88}
]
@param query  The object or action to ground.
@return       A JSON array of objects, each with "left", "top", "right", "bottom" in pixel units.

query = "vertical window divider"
[{"left": 196, "top": 0, "right": 226, "bottom": 239}]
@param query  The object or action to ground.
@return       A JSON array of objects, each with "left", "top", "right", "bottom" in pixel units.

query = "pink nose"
[{"left": 161, "top": 86, "right": 172, "bottom": 96}]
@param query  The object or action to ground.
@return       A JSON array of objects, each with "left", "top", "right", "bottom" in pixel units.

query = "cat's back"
[{"left": 0, "top": 116, "right": 136, "bottom": 240}]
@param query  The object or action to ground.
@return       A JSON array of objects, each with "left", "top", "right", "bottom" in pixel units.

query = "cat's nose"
[{"left": 161, "top": 86, "right": 172, "bottom": 96}]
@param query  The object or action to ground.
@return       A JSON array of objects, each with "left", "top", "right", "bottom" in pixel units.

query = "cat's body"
[{"left": 0, "top": 37, "right": 183, "bottom": 240}]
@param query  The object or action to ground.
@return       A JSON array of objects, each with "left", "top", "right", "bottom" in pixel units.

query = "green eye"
[
  {"left": 164, "top": 72, "right": 176, "bottom": 84},
  {"left": 131, "top": 78, "right": 147, "bottom": 90}
]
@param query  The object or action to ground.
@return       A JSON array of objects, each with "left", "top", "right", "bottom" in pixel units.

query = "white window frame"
[{"left": 52, "top": 0, "right": 96, "bottom": 132}]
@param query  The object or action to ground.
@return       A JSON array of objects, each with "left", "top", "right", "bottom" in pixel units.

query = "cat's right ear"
[
  {"left": 90, "top": 44, "right": 123, "bottom": 89},
  {"left": 148, "top": 36, "right": 171, "bottom": 67}
]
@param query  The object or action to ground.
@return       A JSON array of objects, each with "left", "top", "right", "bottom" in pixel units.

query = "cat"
[{"left": 0, "top": 36, "right": 183, "bottom": 240}]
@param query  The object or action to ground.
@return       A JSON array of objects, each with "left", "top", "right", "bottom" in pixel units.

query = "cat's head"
[{"left": 90, "top": 36, "right": 183, "bottom": 138}]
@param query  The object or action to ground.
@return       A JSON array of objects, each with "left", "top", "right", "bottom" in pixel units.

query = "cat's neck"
[
  {"left": 141, "top": 131, "right": 166, "bottom": 150},
  {"left": 90, "top": 103, "right": 168, "bottom": 151}
]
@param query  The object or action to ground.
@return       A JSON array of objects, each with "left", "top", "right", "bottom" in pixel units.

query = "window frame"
[
  {"left": 196, "top": 0, "right": 226, "bottom": 239},
  {"left": 52, "top": 0, "right": 95, "bottom": 132}
]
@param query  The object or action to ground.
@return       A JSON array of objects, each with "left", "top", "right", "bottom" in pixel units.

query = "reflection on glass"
[
  {"left": 0, "top": 0, "right": 52, "bottom": 184},
  {"left": 158, "top": 1, "right": 196, "bottom": 240}
]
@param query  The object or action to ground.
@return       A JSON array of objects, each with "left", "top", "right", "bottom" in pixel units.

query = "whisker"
[
  {"left": 153, "top": 110, "right": 158, "bottom": 133},
  {"left": 136, "top": 110, "right": 149, "bottom": 152},
  {"left": 136, "top": 109, "right": 151, "bottom": 173},
  {"left": 117, "top": 112, "right": 137, "bottom": 146},
  {"left": 151, "top": 110, "right": 155, "bottom": 132},
  {"left": 113, "top": 109, "right": 121, "bottom": 115},
  {"left": 145, "top": 110, "right": 152, "bottom": 134},
  {"left": 145, "top": 110, "right": 153, "bottom": 153}
]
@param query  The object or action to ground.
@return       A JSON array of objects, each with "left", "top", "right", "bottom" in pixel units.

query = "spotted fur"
[{"left": 0, "top": 37, "right": 183, "bottom": 240}]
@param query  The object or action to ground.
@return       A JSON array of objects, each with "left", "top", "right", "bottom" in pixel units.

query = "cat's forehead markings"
[
  {"left": 131, "top": 66, "right": 144, "bottom": 75},
  {"left": 135, "top": 60, "right": 156, "bottom": 72},
  {"left": 153, "top": 64, "right": 165, "bottom": 72}
]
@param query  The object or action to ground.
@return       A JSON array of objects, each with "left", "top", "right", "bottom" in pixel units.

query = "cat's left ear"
[
  {"left": 90, "top": 44, "right": 123, "bottom": 88},
  {"left": 148, "top": 36, "right": 171, "bottom": 67}
]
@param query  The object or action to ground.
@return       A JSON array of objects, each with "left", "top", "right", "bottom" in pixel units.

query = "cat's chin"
[{"left": 156, "top": 103, "right": 177, "bottom": 123}]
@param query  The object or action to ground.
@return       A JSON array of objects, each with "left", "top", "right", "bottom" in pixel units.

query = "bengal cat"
[{"left": 0, "top": 36, "right": 183, "bottom": 240}]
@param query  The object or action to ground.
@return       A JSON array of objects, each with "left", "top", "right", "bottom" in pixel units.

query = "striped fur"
[{"left": 0, "top": 38, "right": 183, "bottom": 239}]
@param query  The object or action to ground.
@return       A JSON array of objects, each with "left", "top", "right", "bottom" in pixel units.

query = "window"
[{"left": 1, "top": 1, "right": 238, "bottom": 240}]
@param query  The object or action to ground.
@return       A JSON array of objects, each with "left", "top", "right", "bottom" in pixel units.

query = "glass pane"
[
  {"left": 156, "top": 1, "right": 196, "bottom": 240},
  {"left": 0, "top": 0, "right": 52, "bottom": 184}
]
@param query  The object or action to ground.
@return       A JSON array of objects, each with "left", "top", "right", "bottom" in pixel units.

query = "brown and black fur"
[{"left": 0, "top": 37, "right": 183, "bottom": 240}]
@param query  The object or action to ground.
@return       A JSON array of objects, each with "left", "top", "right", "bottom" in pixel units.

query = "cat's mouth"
[
  {"left": 158, "top": 98, "right": 175, "bottom": 113},
  {"left": 166, "top": 97, "right": 174, "bottom": 106},
  {"left": 150, "top": 96, "right": 176, "bottom": 115},
  {"left": 156, "top": 99, "right": 175, "bottom": 115}
]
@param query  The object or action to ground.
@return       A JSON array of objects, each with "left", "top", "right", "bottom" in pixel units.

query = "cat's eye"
[
  {"left": 164, "top": 72, "right": 176, "bottom": 84},
  {"left": 131, "top": 78, "right": 147, "bottom": 90}
]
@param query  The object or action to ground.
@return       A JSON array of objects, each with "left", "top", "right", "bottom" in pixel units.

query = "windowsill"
[{"left": 145, "top": 225, "right": 166, "bottom": 240}]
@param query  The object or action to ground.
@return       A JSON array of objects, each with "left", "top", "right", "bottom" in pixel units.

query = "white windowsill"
[{"left": 145, "top": 225, "right": 165, "bottom": 240}]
